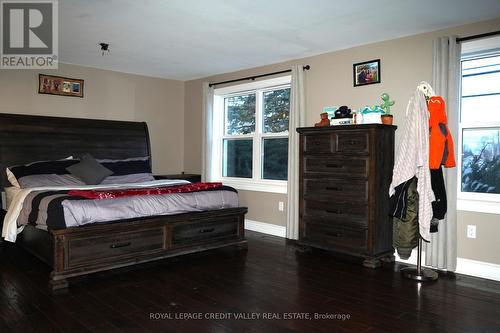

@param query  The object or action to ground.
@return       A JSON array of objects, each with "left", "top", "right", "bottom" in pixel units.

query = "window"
[
  {"left": 458, "top": 41, "right": 500, "bottom": 214},
  {"left": 213, "top": 76, "right": 291, "bottom": 193}
]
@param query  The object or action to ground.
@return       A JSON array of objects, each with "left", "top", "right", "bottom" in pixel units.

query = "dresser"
[{"left": 296, "top": 124, "right": 396, "bottom": 268}]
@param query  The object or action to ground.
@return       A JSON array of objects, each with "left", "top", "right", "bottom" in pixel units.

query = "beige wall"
[
  {"left": 184, "top": 79, "right": 204, "bottom": 173},
  {"left": 458, "top": 211, "right": 500, "bottom": 264},
  {"left": 183, "top": 18, "right": 500, "bottom": 265},
  {"left": 239, "top": 191, "right": 287, "bottom": 227},
  {"left": 0, "top": 63, "right": 185, "bottom": 174}
]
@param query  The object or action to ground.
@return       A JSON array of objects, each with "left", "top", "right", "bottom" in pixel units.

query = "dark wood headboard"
[{"left": 0, "top": 113, "right": 151, "bottom": 188}]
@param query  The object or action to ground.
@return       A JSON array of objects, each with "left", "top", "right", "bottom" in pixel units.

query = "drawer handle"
[
  {"left": 110, "top": 241, "right": 131, "bottom": 249},
  {"left": 349, "top": 140, "right": 356, "bottom": 145},
  {"left": 326, "top": 186, "right": 342, "bottom": 191},
  {"left": 326, "top": 231, "right": 342, "bottom": 237},
  {"left": 199, "top": 228, "right": 215, "bottom": 233},
  {"left": 326, "top": 209, "right": 342, "bottom": 214},
  {"left": 325, "top": 164, "right": 342, "bottom": 168}
]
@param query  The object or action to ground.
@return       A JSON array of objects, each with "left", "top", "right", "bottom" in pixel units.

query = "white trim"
[
  {"left": 456, "top": 124, "right": 500, "bottom": 213},
  {"left": 455, "top": 257, "right": 500, "bottom": 282},
  {"left": 395, "top": 249, "right": 419, "bottom": 266},
  {"left": 211, "top": 77, "right": 292, "bottom": 192},
  {"left": 396, "top": 250, "right": 500, "bottom": 282},
  {"left": 457, "top": 53, "right": 500, "bottom": 215},
  {"left": 245, "top": 219, "right": 286, "bottom": 238},
  {"left": 222, "top": 178, "right": 287, "bottom": 194},
  {"left": 457, "top": 198, "right": 500, "bottom": 215}
]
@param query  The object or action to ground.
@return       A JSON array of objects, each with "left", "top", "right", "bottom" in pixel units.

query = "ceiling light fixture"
[{"left": 99, "top": 42, "right": 110, "bottom": 56}]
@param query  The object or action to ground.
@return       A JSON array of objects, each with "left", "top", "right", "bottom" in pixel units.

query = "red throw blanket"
[{"left": 68, "top": 182, "right": 223, "bottom": 199}]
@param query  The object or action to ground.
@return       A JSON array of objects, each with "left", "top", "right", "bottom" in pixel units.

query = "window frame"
[
  {"left": 457, "top": 51, "right": 500, "bottom": 215},
  {"left": 212, "top": 76, "right": 291, "bottom": 194}
]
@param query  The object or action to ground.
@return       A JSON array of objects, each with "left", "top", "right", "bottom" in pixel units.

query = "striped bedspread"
[{"left": 2, "top": 180, "right": 238, "bottom": 242}]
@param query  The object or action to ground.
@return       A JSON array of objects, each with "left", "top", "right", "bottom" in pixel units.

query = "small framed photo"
[
  {"left": 353, "top": 59, "right": 380, "bottom": 87},
  {"left": 38, "top": 74, "right": 84, "bottom": 97}
]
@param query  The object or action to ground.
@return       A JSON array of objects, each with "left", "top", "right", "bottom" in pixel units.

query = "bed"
[{"left": 0, "top": 113, "right": 247, "bottom": 291}]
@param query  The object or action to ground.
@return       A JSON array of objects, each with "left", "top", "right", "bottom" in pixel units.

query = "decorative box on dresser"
[{"left": 296, "top": 124, "right": 397, "bottom": 268}]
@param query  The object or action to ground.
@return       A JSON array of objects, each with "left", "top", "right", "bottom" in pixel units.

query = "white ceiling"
[{"left": 60, "top": 0, "right": 500, "bottom": 80}]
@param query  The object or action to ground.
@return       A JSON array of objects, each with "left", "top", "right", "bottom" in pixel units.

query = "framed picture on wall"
[
  {"left": 38, "top": 74, "right": 84, "bottom": 98},
  {"left": 353, "top": 59, "right": 380, "bottom": 87}
]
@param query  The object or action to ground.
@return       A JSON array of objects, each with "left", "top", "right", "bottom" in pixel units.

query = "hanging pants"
[{"left": 392, "top": 178, "right": 419, "bottom": 260}]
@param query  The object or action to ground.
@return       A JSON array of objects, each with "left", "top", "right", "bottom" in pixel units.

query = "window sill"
[
  {"left": 457, "top": 199, "right": 500, "bottom": 215},
  {"left": 217, "top": 178, "right": 287, "bottom": 194}
]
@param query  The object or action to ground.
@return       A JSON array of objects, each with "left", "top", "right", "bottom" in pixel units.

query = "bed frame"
[{"left": 0, "top": 113, "right": 247, "bottom": 291}]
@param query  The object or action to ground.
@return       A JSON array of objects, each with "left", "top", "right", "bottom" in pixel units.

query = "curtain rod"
[
  {"left": 456, "top": 30, "right": 500, "bottom": 43},
  {"left": 208, "top": 65, "right": 310, "bottom": 87}
]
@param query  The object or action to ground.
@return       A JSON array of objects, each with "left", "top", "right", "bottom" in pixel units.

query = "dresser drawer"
[
  {"left": 304, "top": 179, "right": 368, "bottom": 202},
  {"left": 335, "top": 131, "right": 369, "bottom": 154},
  {"left": 304, "top": 156, "right": 368, "bottom": 177},
  {"left": 303, "top": 134, "right": 333, "bottom": 154},
  {"left": 303, "top": 199, "right": 368, "bottom": 228},
  {"left": 172, "top": 218, "right": 239, "bottom": 247},
  {"left": 67, "top": 228, "right": 164, "bottom": 267},
  {"left": 304, "top": 224, "right": 367, "bottom": 252}
]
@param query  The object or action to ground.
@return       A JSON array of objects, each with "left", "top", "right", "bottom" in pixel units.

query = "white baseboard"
[
  {"left": 455, "top": 258, "right": 500, "bottom": 282},
  {"left": 244, "top": 221, "right": 500, "bottom": 282},
  {"left": 396, "top": 250, "right": 500, "bottom": 282},
  {"left": 395, "top": 249, "right": 419, "bottom": 266},
  {"left": 245, "top": 219, "right": 286, "bottom": 238}
]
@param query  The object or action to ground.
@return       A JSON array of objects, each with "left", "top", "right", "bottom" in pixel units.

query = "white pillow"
[{"left": 4, "top": 186, "right": 21, "bottom": 211}]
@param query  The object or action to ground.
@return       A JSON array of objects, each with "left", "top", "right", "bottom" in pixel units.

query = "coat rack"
[
  {"left": 399, "top": 81, "right": 439, "bottom": 282},
  {"left": 400, "top": 238, "right": 438, "bottom": 281}
]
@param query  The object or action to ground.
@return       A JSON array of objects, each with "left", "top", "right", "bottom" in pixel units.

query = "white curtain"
[
  {"left": 202, "top": 82, "right": 215, "bottom": 182},
  {"left": 286, "top": 65, "right": 306, "bottom": 239},
  {"left": 424, "top": 36, "right": 461, "bottom": 271}
]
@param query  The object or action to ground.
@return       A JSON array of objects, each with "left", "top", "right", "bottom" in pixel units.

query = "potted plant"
[{"left": 380, "top": 93, "right": 394, "bottom": 125}]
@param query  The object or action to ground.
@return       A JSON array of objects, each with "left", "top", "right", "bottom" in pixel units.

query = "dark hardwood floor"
[{"left": 1, "top": 230, "right": 500, "bottom": 333}]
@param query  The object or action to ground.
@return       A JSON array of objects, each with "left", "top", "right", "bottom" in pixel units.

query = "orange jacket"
[{"left": 428, "top": 96, "right": 456, "bottom": 169}]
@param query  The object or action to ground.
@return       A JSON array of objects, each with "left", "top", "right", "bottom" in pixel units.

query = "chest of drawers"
[{"left": 296, "top": 125, "right": 396, "bottom": 268}]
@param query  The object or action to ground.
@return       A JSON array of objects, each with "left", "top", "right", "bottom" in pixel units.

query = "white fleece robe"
[{"left": 389, "top": 88, "right": 435, "bottom": 241}]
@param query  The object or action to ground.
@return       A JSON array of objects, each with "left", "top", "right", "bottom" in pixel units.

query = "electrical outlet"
[
  {"left": 467, "top": 225, "right": 476, "bottom": 239},
  {"left": 278, "top": 201, "right": 284, "bottom": 211}
]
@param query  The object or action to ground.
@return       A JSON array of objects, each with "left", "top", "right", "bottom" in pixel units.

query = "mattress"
[{"left": 2, "top": 180, "right": 238, "bottom": 242}]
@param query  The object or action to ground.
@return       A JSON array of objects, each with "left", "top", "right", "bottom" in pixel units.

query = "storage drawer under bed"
[
  {"left": 171, "top": 217, "right": 240, "bottom": 247},
  {"left": 66, "top": 228, "right": 165, "bottom": 267}
]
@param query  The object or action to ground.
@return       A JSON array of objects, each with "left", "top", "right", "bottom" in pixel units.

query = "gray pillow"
[
  {"left": 18, "top": 174, "right": 85, "bottom": 188},
  {"left": 101, "top": 173, "right": 155, "bottom": 185},
  {"left": 66, "top": 154, "right": 113, "bottom": 185}
]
